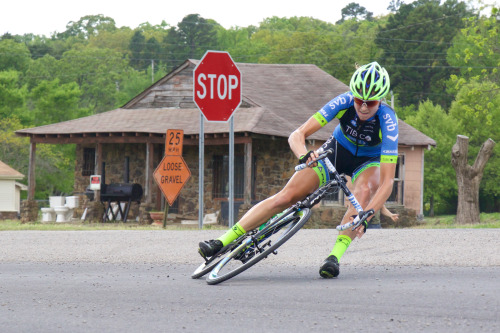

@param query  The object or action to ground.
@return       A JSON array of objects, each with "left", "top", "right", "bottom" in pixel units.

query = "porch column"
[
  {"left": 145, "top": 140, "right": 154, "bottom": 204},
  {"left": 27, "top": 141, "right": 36, "bottom": 200},
  {"left": 21, "top": 139, "right": 38, "bottom": 222},
  {"left": 95, "top": 143, "right": 103, "bottom": 202},
  {"left": 89, "top": 142, "right": 105, "bottom": 222},
  {"left": 244, "top": 140, "right": 253, "bottom": 205}
]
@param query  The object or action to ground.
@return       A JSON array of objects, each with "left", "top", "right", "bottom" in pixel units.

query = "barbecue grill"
[{"left": 98, "top": 159, "right": 143, "bottom": 222}]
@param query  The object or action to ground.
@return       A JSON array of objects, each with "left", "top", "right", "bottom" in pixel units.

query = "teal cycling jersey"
[{"left": 313, "top": 91, "right": 398, "bottom": 163}]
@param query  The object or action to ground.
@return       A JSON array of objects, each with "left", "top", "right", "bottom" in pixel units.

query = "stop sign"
[{"left": 193, "top": 51, "right": 241, "bottom": 122}]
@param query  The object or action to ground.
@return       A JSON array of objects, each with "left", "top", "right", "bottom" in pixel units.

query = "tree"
[
  {"left": 59, "top": 14, "right": 117, "bottom": 39},
  {"left": 24, "top": 54, "right": 60, "bottom": 89},
  {"left": 163, "top": 14, "right": 219, "bottom": 70},
  {"left": 387, "top": 0, "right": 403, "bottom": 12},
  {"left": 451, "top": 135, "right": 495, "bottom": 224},
  {"left": 58, "top": 47, "right": 130, "bottom": 113},
  {"left": 216, "top": 26, "right": 264, "bottom": 63},
  {"left": 249, "top": 16, "right": 381, "bottom": 83},
  {"left": 337, "top": 2, "right": 374, "bottom": 23},
  {"left": 376, "top": 0, "right": 473, "bottom": 107},
  {"left": 129, "top": 30, "right": 147, "bottom": 71},
  {"left": 446, "top": 7, "right": 500, "bottom": 211},
  {"left": 24, "top": 35, "right": 54, "bottom": 60},
  {"left": 0, "top": 39, "right": 31, "bottom": 72},
  {"left": 144, "top": 37, "right": 161, "bottom": 72},
  {"left": 447, "top": 6, "right": 500, "bottom": 89},
  {"left": 88, "top": 28, "right": 135, "bottom": 54},
  {"left": 448, "top": 80, "right": 500, "bottom": 210},
  {"left": 0, "top": 70, "right": 29, "bottom": 123},
  {"left": 30, "top": 79, "right": 83, "bottom": 125},
  {"left": 0, "top": 117, "right": 74, "bottom": 198},
  {"left": 405, "top": 100, "right": 459, "bottom": 215}
]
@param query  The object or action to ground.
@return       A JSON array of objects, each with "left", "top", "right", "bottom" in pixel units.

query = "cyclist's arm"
[
  {"left": 381, "top": 205, "right": 399, "bottom": 222},
  {"left": 288, "top": 116, "right": 322, "bottom": 159}
]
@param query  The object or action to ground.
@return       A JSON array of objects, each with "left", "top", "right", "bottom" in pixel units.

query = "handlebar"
[
  {"left": 294, "top": 148, "right": 333, "bottom": 172},
  {"left": 336, "top": 209, "right": 375, "bottom": 231}
]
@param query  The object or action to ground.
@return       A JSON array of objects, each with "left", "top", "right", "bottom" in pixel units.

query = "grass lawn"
[
  {"left": 0, "top": 220, "right": 226, "bottom": 231},
  {"left": 413, "top": 212, "right": 500, "bottom": 229},
  {"left": 1, "top": 213, "right": 499, "bottom": 231}
]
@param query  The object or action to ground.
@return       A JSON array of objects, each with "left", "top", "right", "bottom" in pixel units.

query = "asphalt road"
[{"left": 1, "top": 229, "right": 499, "bottom": 332}]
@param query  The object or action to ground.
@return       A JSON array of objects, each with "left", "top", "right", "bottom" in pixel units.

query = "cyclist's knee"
[
  {"left": 271, "top": 191, "right": 297, "bottom": 210},
  {"left": 353, "top": 181, "right": 378, "bottom": 203}
]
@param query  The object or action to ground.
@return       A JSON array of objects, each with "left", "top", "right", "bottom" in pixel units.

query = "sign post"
[{"left": 193, "top": 51, "right": 242, "bottom": 228}]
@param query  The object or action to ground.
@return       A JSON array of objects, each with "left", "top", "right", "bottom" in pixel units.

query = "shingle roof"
[
  {"left": 16, "top": 60, "right": 435, "bottom": 146},
  {"left": 0, "top": 160, "right": 24, "bottom": 179}
]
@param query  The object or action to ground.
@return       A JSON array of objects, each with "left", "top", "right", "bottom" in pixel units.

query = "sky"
[
  {"left": 1, "top": 0, "right": 398, "bottom": 36},
  {"left": 2, "top": 0, "right": 497, "bottom": 37}
]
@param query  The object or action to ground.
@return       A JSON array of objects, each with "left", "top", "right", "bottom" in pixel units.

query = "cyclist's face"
[{"left": 353, "top": 98, "right": 380, "bottom": 121}]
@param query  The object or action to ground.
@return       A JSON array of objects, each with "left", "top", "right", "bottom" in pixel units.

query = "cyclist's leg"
[
  {"left": 339, "top": 164, "right": 380, "bottom": 238},
  {"left": 320, "top": 163, "right": 380, "bottom": 278},
  {"left": 199, "top": 167, "right": 320, "bottom": 257},
  {"left": 238, "top": 167, "right": 320, "bottom": 231}
]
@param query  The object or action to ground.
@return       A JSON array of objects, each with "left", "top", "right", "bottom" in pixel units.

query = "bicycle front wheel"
[
  {"left": 191, "top": 235, "right": 247, "bottom": 279},
  {"left": 206, "top": 208, "right": 311, "bottom": 285}
]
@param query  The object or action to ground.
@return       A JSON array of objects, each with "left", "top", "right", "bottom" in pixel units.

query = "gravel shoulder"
[{"left": 1, "top": 229, "right": 499, "bottom": 267}]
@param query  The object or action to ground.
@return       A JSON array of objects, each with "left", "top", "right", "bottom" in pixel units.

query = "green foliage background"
[{"left": 0, "top": 1, "right": 498, "bottom": 213}]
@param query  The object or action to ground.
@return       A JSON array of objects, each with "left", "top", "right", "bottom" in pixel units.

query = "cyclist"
[{"left": 198, "top": 62, "right": 398, "bottom": 279}]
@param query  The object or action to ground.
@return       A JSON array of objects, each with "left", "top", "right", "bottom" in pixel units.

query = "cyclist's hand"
[
  {"left": 349, "top": 211, "right": 371, "bottom": 239},
  {"left": 299, "top": 150, "right": 319, "bottom": 167},
  {"left": 354, "top": 221, "right": 368, "bottom": 239}
]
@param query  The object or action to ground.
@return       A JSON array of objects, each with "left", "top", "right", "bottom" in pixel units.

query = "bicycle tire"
[
  {"left": 191, "top": 256, "right": 224, "bottom": 279},
  {"left": 206, "top": 207, "right": 311, "bottom": 285}
]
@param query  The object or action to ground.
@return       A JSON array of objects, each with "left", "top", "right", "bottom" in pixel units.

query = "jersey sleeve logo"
[{"left": 387, "top": 134, "right": 398, "bottom": 141}]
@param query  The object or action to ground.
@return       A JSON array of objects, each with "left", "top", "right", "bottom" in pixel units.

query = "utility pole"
[{"left": 151, "top": 59, "right": 154, "bottom": 83}]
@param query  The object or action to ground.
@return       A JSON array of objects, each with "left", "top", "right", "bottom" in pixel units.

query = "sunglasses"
[{"left": 354, "top": 97, "right": 380, "bottom": 108}]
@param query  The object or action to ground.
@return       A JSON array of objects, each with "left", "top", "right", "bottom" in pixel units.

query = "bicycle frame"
[{"left": 295, "top": 148, "right": 368, "bottom": 231}]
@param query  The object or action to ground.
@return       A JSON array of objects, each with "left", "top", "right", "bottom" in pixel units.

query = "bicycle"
[{"left": 191, "top": 148, "right": 374, "bottom": 285}]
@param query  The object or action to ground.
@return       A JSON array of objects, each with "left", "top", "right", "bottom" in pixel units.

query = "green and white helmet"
[{"left": 349, "top": 62, "right": 390, "bottom": 100}]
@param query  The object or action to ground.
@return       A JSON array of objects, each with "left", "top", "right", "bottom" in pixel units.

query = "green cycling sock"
[
  {"left": 217, "top": 223, "right": 246, "bottom": 246},
  {"left": 329, "top": 235, "right": 352, "bottom": 261}
]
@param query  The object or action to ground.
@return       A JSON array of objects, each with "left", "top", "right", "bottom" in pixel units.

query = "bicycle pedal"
[{"left": 198, "top": 248, "right": 209, "bottom": 262}]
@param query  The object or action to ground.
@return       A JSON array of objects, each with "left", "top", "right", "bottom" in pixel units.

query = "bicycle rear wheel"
[{"left": 206, "top": 207, "right": 311, "bottom": 285}]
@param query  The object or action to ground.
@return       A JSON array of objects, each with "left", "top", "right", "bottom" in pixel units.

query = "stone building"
[{"left": 16, "top": 60, "right": 435, "bottom": 227}]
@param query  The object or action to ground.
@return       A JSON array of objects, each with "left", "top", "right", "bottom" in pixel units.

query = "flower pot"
[{"left": 149, "top": 212, "right": 164, "bottom": 225}]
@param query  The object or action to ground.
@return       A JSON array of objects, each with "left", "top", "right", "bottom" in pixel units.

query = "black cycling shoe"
[
  {"left": 198, "top": 239, "right": 223, "bottom": 259},
  {"left": 319, "top": 255, "right": 340, "bottom": 278}
]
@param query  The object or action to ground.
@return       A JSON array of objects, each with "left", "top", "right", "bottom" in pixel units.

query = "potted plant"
[{"left": 149, "top": 211, "right": 164, "bottom": 225}]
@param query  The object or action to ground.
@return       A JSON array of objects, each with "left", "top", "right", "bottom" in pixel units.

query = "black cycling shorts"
[{"left": 313, "top": 137, "right": 380, "bottom": 185}]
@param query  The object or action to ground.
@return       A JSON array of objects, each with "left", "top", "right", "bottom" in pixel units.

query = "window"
[
  {"left": 387, "top": 154, "right": 404, "bottom": 204},
  {"left": 212, "top": 155, "right": 254, "bottom": 200},
  {"left": 82, "top": 148, "right": 96, "bottom": 176}
]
